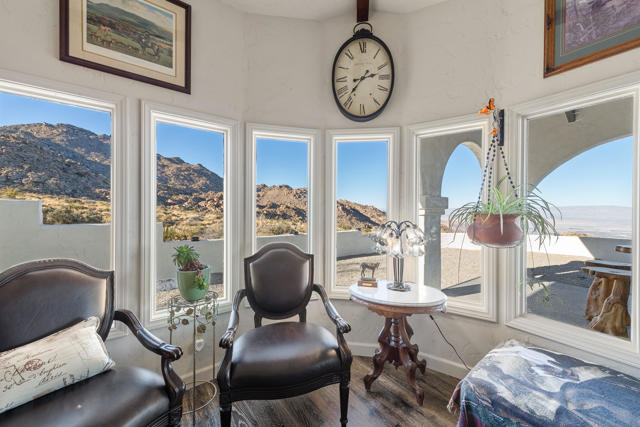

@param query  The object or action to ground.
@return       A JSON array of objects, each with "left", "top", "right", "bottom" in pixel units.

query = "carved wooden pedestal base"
[
  {"left": 363, "top": 315, "right": 426, "bottom": 405},
  {"left": 583, "top": 266, "right": 631, "bottom": 338},
  {"left": 349, "top": 284, "right": 447, "bottom": 407}
]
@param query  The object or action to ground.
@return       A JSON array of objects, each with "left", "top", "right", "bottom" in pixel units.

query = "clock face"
[{"left": 332, "top": 33, "right": 394, "bottom": 121}]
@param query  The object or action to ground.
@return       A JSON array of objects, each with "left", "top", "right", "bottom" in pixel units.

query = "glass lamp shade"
[{"left": 372, "top": 220, "right": 430, "bottom": 291}]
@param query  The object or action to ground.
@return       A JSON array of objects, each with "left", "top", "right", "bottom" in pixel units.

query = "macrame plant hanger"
[{"left": 468, "top": 100, "right": 522, "bottom": 248}]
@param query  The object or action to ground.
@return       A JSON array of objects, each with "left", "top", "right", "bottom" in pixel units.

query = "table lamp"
[{"left": 373, "top": 220, "right": 427, "bottom": 292}]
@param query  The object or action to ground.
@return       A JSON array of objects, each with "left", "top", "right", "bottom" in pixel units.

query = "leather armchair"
[
  {"left": 217, "top": 243, "right": 352, "bottom": 427},
  {"left": 0, "top": 259, "right": 185, "bottom": 427}
]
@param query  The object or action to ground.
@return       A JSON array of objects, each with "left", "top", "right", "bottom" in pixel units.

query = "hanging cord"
[
  {"left": 429, "top": 314, "right": 471, "bottom": 371},
  {"left": 475, "top": 138, "right": 495, "bottom": 210},
  {"left": 498, "top": 145, "right": 518, "bottom": 196},
  {"left": 486, "top": 142, "right": 497, "bottom": 203}
]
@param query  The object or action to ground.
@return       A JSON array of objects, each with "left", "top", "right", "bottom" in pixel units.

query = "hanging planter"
[
  {"left": 448, "top": 98, "right": 558, "bottom": 249},
  {"left": 467, "top": 214, "right": 523, "bottom": 247}
]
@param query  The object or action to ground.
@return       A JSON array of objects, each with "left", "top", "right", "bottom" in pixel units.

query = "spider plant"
[
  {"left": 448, "top": 177, "right": 559, "bottom": 248},
  {"left": 448, "top": 177, "right": 561, "bottom": 307}
]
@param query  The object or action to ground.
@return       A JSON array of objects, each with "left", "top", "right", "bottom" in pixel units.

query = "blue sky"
[
  {"left": 256, "top": 138, "right": 308, "bottom": 187},
  {"left": 156, "top": 122, "right": 224, "bottom": 176},
  {"left": 441, "top": 145, "right": 482, "bottom": 209},
  {"left": 337, "top": 141, "right": 388, "bottom": 209},
  {"left": 536, "top": 137, "right": 632, "bottom": 207},
  {"left": 442, "top": 137, "right": 633, "bottom": 209},
  {"left": 0, "top": 92, "right": 111, "bottom": 134},
  {"left": 1, "top": 91, "right": 633, "bottom": 210}
]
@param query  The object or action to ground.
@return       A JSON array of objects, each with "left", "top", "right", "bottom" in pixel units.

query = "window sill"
[{"left": 507, "top": 313, "right": 640, "bottom": 369}]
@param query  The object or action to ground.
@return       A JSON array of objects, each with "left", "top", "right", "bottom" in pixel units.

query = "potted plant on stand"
[{"left": 172, "top": 245, "right": 210, "bottom": 302}]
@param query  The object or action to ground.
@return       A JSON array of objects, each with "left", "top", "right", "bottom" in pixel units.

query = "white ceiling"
[{"left": 219, "top": 0, "right": 448, "bottom": 21}]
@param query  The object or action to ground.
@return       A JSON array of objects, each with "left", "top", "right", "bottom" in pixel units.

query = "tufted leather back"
[
  {"left": 0, "top": 259, "right": 114, "bottom": 351},
  {"left": 244, "top": 243, "right": 313, "bottom": 319}
]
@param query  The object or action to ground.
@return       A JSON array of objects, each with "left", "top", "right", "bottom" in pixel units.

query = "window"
[
  {"left": 507, "top": 77, "right": 640, "bottom": 367},
  {"left": 524, "top": 97, "right": 634, "bottom": 339},
  {"left": 410, "top": 117, "right": 496, "bottom": 320},
  {"left": 0, "top": 73, "right": 126, "bottom": 336},
  {"left": 248, "top": 124, "right": 316, "bottom": 253},
  {"left": 143, "top": 102, "right": 237, "bottom": 325},
  {"left": 327, "top": 129, "right": 398, "bottom": 296}
]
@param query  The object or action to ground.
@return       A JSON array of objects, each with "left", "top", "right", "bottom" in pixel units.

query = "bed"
[{"left": 448, "top": 340, "right": 640, "bottom": 426}]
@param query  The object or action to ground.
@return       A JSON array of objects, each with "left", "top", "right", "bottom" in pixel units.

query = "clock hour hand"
[
  {"left": 351, "top": 70, "right": 370, "bottom": 94},
  {"left": 352, "top": 72, "right": 377, "bottom": 82}
]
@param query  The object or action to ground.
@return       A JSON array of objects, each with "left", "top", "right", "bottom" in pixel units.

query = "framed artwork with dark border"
[
  {"left": 60, "top": 0, "right": 191, "bottom": 93},
  {"left": 544, "top": 0, "right": 640, "bottom": 78}
]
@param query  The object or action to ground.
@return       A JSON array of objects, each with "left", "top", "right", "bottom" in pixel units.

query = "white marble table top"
[{"left": 349, "top": 281, "right": 447, "bottom": 309}]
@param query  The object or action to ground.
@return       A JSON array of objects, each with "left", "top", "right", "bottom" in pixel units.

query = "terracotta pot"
[{"left": 466, "top": 214, "right": 523, "bottom": 248}]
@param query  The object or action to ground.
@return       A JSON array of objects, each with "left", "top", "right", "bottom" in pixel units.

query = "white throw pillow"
[{"left": 0, "top": 317, "right": 115, "bottom": 414}]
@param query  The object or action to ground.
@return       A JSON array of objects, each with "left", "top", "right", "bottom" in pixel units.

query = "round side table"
[
  {"left": 349, "top": 281, "right": 447, "bottom": 405},
  {"left": 168, "top": 290, "right": 218, "bottom": 425}
]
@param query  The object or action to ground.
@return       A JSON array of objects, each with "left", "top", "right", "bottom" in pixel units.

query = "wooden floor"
[{"left": 181, "top": 356, "right": 459, "bottom": 426}]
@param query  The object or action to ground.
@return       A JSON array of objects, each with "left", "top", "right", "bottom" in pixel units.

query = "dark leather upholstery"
[
  {"left": 218, "top": 243, "right": 352, "bottom": 427},
  {"left": 0, "top": 260, "right": 113, "bottom": 351},
  {"left": 228, "top": 322, "right": 341, "bottom": 389},
  {"left": 0, "top": 259, "right": 184, "bottom": 427},
  {"left": 245, "top": 245, "right": 313, "bottom": 318},
  {"left": 0, "top": 367, "right": 168, "bottom": 427}
]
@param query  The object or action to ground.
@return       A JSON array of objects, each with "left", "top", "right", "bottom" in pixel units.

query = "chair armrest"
[
  {"left": 313, "top": 284, "right": 351, "bottom": 334},
  {"left": 219, "top": 289, "right": 246, "bottom": 349},
  {"left": 114, "top": 309, "right": 182, "bottom": 361}
]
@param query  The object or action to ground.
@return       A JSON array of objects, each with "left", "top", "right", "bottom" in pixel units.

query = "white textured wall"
[
  {"left": 0, "top": 0, "right": 246, "bottom": 382},
  {"left": 2, "top": 0, "right": 640, "bottom": 382}
]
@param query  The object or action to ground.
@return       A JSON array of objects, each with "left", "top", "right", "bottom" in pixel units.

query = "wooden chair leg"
[
  {"left": 340, "top": 379, "right": 350, "bottom": 426},
  {"left": 220, "top": 403, "right": 231, "bottom": 427},
  {"left": 167, "top": 406, "right": 182, "bottom": 427}
]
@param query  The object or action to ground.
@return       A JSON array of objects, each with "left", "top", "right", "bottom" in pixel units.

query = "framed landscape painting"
[
  {"left": 544, "top": 0, "right": 640, "bottom": 77},
  {"left": 60, "top": 0, "right": 191, "bottom": 93}
]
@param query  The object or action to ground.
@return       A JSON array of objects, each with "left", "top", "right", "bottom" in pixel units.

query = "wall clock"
[{"left": 332, "top": 23, "right": 394, "bottom": 122}]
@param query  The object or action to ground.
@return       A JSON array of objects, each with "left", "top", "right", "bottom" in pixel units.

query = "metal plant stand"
[{"left": 168, "top": 290, "right": 218, "bottom": 426}]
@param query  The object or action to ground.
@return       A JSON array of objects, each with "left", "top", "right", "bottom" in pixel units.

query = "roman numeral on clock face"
[
  {"left": 360, "top": 104, "right": 365, "bottom": 115},
  {"left": 336, "top": 85, "right": 348, "bottom": 97},
  {"left": 359, "top": 41, "right": 366, "bottom": 53},
  {"left": 377, "top": 62, "right": 388, "bottom": 71},
  {"left": 378, "top": 74, "right": 390, "bottom": 80},
  {"left": 344, "top": 49, "right": 354, "bottom": 60},
  {"left": 343, "top": 96, "right": 353, "bottom": 109},
  {"left": 373, "top": 48, "right": 380, "bottom": 59},
  {"left": 335, "top": 76, "right": 347, "bottom": 83},
  {"left": 373, "top": 97, "right": 381, "bottom": 106},
  {"left": 377, "top": 84, "right": 389, "bottom": 92}
]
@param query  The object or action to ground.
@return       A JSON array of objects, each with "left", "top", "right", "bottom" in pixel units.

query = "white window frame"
[
  {"left": 406, "top": 114, "right": 497, "bottom": 322},
  {"left": 0, "top": 69, "right": 129, "bottom": 339},
  {"left": 246, "top": 123, "right": 320, "bottom": 257},
  {"left": 505, "top": 71, "right": 640, "bottom": 368},
  {"left": 326, "top": 128, "right": 400, "bottom": 298},
  {"left": 142, "top": 101, "right": 239, "bottom": 327}
]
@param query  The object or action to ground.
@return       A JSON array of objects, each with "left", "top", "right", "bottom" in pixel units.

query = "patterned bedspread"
[{"left": 448, "top": 340, "right": 640, "bottom": 426}]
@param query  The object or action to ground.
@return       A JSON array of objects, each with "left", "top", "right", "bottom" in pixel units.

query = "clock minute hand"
[{"left": 351, "top": 70, "right": 370, "bottom": 94}]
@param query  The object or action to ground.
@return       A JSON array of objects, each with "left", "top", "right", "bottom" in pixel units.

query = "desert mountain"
[
  {"left": 0, "top": 123, "right": 386, "bottom": 230},
  {"left": 0, "top": 123, "right": 111, "bottom": 199}
]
